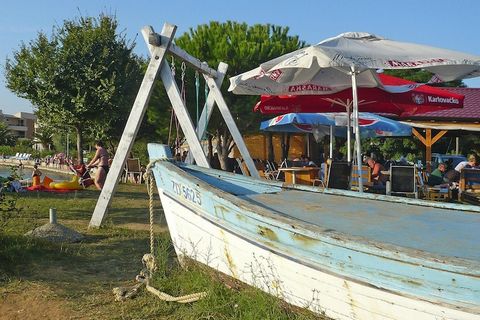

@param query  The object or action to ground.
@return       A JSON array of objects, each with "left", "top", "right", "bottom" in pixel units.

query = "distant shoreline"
[{"left": 0, "top": 159, "right": 74, "bottom": 176}]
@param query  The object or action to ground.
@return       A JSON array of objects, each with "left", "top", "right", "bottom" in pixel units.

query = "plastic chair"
[{"left": 123, "top": 158, "right": 143, "bottom": 184}]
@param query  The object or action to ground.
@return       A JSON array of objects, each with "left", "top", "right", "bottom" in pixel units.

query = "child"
[{"left": 31, "top": 164, "right": 42, "bottom": 186}]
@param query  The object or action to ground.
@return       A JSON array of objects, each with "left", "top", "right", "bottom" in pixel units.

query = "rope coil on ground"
[{"left": 113, "top": 159, "right": 207, "bottom": 303}]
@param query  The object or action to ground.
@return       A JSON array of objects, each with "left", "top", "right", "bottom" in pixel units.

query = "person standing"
[
  {"left": 86, "top": 141, "right": 110, "bottom": 190},
  {"left": 31, "top": 164, "right": 42, "bottom": 186}
]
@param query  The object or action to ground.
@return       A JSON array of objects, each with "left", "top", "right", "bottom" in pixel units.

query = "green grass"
[{"left": 0, "top": 184, "right": 323, "bottom": 320}]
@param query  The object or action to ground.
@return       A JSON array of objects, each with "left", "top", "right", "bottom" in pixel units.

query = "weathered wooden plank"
[
  {"left": 142, "top": 26, "right": 210, "bottom": 168},
  {"left": 159, "top": 63, "right": 210, "bottom": 167},
  {"left": 205, "top": 77, "right": 260, "bottom": 178},
  {"left": 185, "top": 62, "right": 228, "bottom": 164},
  {"left": 412, "top": 127, "right": 427, "bottom": 145},
  {"left": 88, "top": 24, "right": 176, "bottom": 228}
]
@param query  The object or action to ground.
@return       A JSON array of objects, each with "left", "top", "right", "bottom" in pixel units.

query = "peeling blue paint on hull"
[{"left": 148, "top": 143, "right": 480, "bottom": 320}]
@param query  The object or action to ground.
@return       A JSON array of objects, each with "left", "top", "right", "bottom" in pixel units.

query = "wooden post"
[
  {"left": 412, "top": 128, "right": 447, "bottom": 172},
  {"left": 426, "top": 129, "right": 432, "bottom": 172},
  {"left": 89, "top": 24, "right": 176, "bottom": 228}
]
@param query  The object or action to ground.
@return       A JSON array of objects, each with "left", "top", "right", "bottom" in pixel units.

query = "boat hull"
[
  {"left": 147, "top": 143, "right": 479, "bottom": 320},
  {"left": 159, "top": 191, "right": 478, "bottom": 320}
]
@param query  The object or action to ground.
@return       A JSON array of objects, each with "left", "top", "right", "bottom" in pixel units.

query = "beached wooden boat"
[{"left": 148, "top": 143, "right": 479, "bottom": 320}]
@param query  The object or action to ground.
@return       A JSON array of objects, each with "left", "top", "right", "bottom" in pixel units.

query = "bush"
[{"left": 131, "top": 139, "right": 149, "bottom": 166}]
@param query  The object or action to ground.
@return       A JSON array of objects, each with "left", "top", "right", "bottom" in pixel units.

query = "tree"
[
  {"left": 0, "top": 122, "right": 15, "bottom": 146},
  {"left": 5, "top": 14, "right": 143, "bottom": 163},
  {"left": 33, "top": 131, "right": 54, "bottom": 151},
  {"left": 147, "top": 21, "right": 305, "bottom": 169}
]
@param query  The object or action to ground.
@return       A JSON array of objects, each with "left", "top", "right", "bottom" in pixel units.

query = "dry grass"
[{"left": 0, "top": 183, "right": 323, "bottom": 319}]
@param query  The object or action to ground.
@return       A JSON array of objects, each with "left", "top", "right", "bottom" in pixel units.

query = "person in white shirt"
[{"left": 455, "top": 154, "right": 478, "bottom": 172}]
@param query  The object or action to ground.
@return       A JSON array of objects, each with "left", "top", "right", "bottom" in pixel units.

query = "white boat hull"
[{"left": 159, "top": 191, "right": 478, "bottom": 320}]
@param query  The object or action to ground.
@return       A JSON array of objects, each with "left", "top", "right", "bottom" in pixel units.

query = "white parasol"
[{"left": 229, "top": 32, "right": 480, "bottom": 191}]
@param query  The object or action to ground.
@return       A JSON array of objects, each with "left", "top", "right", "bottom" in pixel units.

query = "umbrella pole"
[
  {"left": 351, "top": 66, "right": 363, "bottom": 192},
  {"left": 347, "top": 104, "right": 351, "bottom": 162},
  {"left": 329, "top": 125, "right": 334, "bottom": 159}
]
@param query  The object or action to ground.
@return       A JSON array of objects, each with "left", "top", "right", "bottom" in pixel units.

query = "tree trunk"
[
  {"left": 214, "top": 129, "right": 232, "bottom": 171},
  {"left": 75, "top": 126, "right": 83, "bottom": 164},
  {"left": 266, "top": 132, "right": 274, "bottom": 162},
  {"left": 207, "top": 135, "right": 213, "bottom": 162}
]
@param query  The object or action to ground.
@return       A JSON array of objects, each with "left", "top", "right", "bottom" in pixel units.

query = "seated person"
[
  {"left": 455, "top": 154, "right": 478, "bottom": 171},
  {"left": 292, "top": 154, "right": 306, "bottom": 167},
  {"left": 450, "top": 154, "right": 479, "bottom": 182},
  {"left": 428, "top": 162, "right": 448, "bottom": 186},
  {"left": 304, "top": 156, "right": 317, "bottom": 167},
  {"left": 366, "top": 157, "right": 388, "bottom": 186},
  {"left": 444, "top": 169, "right": 459, "bottom": 183}
]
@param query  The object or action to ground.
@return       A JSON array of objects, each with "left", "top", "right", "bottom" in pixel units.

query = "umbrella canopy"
[
  {"left": 254, "top": 74, "right": 465, "bottom": 117},
  {"left": 229, "top": 32, "right": 480, "bottom": 96},
  {"left": 260, "top": 112, "right": 412, "bottom": 139},
  {"left": 230, "top": 32, "right": 480, "bottom": 191}
]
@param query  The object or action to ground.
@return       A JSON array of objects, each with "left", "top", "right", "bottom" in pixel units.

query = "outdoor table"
[{"left": 279, "top": 167, "right": 320, "bottom": 185}]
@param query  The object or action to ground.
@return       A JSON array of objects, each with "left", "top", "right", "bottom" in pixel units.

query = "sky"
[{"left": 1, "top": 0, "right": 480, "bottom": 115}]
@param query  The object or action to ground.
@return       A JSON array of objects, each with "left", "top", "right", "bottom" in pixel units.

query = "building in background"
[{"left": 0, "top": 110, "right": 37, "bottom": 139}]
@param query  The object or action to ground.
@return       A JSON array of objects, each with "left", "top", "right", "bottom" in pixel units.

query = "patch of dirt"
[{"left": 0, "top": 283, "right": 79, "bottom": 320}]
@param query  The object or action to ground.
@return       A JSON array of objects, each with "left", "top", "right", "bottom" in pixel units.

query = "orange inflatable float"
[{"left": 27, "top": 175, "right": 83, "bottom": 192}]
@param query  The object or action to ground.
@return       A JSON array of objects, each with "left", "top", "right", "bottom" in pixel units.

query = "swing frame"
[{"left": 89, "top": 23, "right": 259, "bottom": 227}]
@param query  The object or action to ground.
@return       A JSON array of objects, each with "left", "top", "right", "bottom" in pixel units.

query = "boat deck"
[{"left": 240, "top": 189, "right": 480, "bottom": 262}]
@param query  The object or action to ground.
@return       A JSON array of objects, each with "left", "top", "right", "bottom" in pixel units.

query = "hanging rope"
[
  {"left": 195, "top": 71, "right": 200, "bottom": 126},
  {"left": 168, "top": 57, "right": 176, "bottom": 148},
  {"left": 112, "top": 160, "right": 207, "bottom": 303},
  {"left": 202, "top": 77, "right": 209, "bottom": 140}
]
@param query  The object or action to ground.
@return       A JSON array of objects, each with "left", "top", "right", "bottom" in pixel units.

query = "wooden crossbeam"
[
  {"left": 412, "top": 128, "right": 449, "bottom": 173},
  {"left": 412, "top": 128, "right": 426, "bottom": 145},
  {"left": 145, "top": 26, "right": 218, "bottom": 78},
  {"left": 431, "top": 130, "right": 447, "bottom": 145}
]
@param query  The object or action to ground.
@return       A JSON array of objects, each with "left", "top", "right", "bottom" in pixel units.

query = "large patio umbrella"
[
  {"left": 255, "top": 73, "right": 463, "bottom": 163},
  {"left": 254, "top": 73, "right": 464, "bottom": 117},
  {"left": 229, "top": 32, "right": 480, "bottom": 191},
  {"left": 260, "top": 112, "right": 412, "bottom": 138},
  {"left": 260, "top": 112, "right": 412, "bottom": 158}
]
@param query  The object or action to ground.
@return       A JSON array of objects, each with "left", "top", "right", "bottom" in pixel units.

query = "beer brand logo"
[
  {"left": 288, "top": 84, "right": 333, "bottom": 93},
  {"left": 387, "top": 58, "right": 446, "bottom": 67},
  {"left": 427, "top": 96, "right": 460, "bottom": 104},
  {"left": 269, "top": 69, "right": 283, "bottom": 81},
  {"left": 412, "top": 93, "right": 425, "bottom": 105}
]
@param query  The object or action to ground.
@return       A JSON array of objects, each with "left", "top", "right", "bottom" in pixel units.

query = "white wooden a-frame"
[{"left": 89, "top": 22, "right": 259, "bottom": 228}]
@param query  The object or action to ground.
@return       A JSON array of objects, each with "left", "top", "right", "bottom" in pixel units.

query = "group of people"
[
  {"left": 363, "top": 153, "right": 480, "bottom": 190},
  {"left": 428, "top": 154, "right": 478, "bottom": 186},
  {"left": 30, "top": 141, "right": 110, "bottom": 190},
  {"left": 292, "top": 154, "right": 317, "bottom": 167}
]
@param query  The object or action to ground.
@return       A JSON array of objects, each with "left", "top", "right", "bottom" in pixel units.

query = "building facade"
[{"left": 0, "top": 110, "right": 37, "bottom": 139}]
